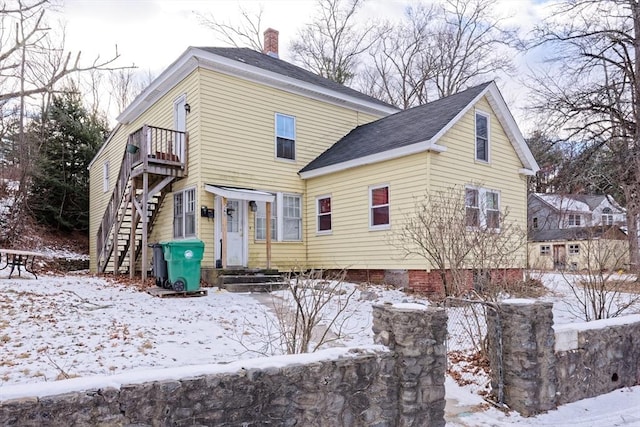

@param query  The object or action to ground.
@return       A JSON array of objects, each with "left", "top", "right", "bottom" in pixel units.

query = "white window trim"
[
  {"left": 568, "top": 244, "right": 580, "bottom": 255},
  {"left": 275, "top": 113, "right": 296, "bottom": 162},
  {"left": 173, "top": 187, "right": 197, "bottom": 239},
  {"left": 278, "top": 192, "right": 302, "bottom": 241},
  {"left": 475, "top": 110, "right": 490, "bottom": 163},
  {"left": 316, "top": 194, "right": 332, "bottom": 234},
  {"left": 568, "top": 214, "right": 581, "bottom": 227},
  {"left": 254, "top": 199, "right": 277, "bottom": 241},
  {"left": 465, "top": 185, "right": 501, "bottom": 230},
  {"left": 102, "top": 161, "right": 110, "bottom": 193},
  {"left": 369, "top": 184, "right": 391, "bottom": 230}
]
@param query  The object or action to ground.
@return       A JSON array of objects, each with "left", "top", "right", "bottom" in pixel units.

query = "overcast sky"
[{"left": 55, "top": 0, "right": 557, "bottom": 126}]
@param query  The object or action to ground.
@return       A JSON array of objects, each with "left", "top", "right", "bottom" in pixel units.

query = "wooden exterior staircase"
[{"left": 96, "top": 125, "right": 188, "bottom": 279}]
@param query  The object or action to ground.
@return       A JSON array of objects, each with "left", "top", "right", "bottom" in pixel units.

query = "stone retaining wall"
[
  {"left": 0, "top": 304, "right": 446, "bottom": 427},
  {"left": 487, "top": 300, "right": 640, "bottom": 416}
]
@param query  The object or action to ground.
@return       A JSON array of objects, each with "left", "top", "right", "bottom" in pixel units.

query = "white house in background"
[{"left": 528, "top": 193, "right": 626, "bottom": 231}]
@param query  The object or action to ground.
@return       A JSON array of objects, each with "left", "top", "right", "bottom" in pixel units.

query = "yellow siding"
[
  {"left": 89, "top": 71, "right": 201, "bottom": 272},
  {"left": 305, "top": 153, "right": 429, "bottom": 269},
  {"left": 305, "top": 95, "right": 529, "bottom": 270},
  {"left": 195, "top": 68, "right": 380, "bottom": 269},
  {"left": 89, "top": 65, "right": 382, "bottom": 272}
]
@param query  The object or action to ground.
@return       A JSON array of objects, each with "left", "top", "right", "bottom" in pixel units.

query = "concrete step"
[
  {"left": 219, "top": 274, "right": 284, "bottom": 284},
  {"left": 220, "top": 282, "right": 289, "bottom": 293}
]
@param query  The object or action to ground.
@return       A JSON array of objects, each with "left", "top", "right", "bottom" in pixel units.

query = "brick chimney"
[{"left": 263, "top": 28, "right": 279, "bottom": 58}]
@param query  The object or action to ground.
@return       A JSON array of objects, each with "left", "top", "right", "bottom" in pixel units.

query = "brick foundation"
[{"left": 341, "top": 268, "right": 525, "bottom": 297}]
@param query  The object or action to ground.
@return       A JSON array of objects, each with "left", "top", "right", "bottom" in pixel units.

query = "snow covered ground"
[{"left": 0, "top": 269, "right": 639, "bottom": 426}]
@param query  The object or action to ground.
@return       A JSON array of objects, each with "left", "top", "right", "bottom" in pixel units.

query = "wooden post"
[
  {"left": 128, "top": 178, "right": 137, "bottom": 279},
  {"left": 141, "top": 172, "right": 149, "bottom": 281},
  {"left": 221, "top": 196, "right": 228, "bottom": 268},
  {"left": 266, "top": 201, "right": 272, "bottom": 269}
]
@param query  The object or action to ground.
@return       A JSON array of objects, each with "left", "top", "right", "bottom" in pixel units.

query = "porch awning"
[{"left": 204, "top": 185, "right": 275, "bottom": 203}]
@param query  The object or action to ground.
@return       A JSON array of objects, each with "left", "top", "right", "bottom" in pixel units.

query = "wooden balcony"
[{"left": 128, "top": 125, "right": 188, "bottom": 178}]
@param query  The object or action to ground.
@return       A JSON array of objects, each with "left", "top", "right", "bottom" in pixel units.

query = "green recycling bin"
[{"left": 162, "top": 239, "right": 205, "bottom": 292}]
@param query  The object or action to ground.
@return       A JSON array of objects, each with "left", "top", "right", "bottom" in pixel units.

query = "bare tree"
[
  {"left": 395, "top": 186, "right": 527, "bottom": 297},
  {"left": 394, "top": 188, "right": 472, "bottom": 296},
  {"left": 0, "top": 0, "right": 127, "bottom": 245},
  {"left": 359, "top": 4, "right": 437, "bottom": 108},
  {"left": 233, "top": 269, "right": 359, "bottom": 355},
  {"left": 525, "top": 0, "right": 640, "bottom": 270},
  {"left": 291, "top": 0, "right": 374, "bottom": 85},
  {"left": 432, "top": 0, "right": 516, "bottom": 98},
  {"left": 559, "top": 228, "right": 639, "bottom": 321},
  {"left": 360, "top": 0, "right": 516, "bottom": 108},
  {"left": 197, "top": 6, "right": 264, "bottom": 51}
]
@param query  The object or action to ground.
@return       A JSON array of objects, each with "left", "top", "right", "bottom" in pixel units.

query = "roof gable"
[
  {"left": 299, "top": 81, "right": 539, "bottom": 179},
  {"left": 531, "top": 193, "right": 624, "bottom": 214}
]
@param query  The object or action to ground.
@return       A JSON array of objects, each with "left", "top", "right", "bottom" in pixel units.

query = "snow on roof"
[{"left": 536, "top": 194, "right": 592, "bottom": 212}]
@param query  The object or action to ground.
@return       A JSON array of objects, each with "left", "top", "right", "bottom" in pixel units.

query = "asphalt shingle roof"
[
  {"left": 529, "top": 226, "right": 626, "bottom": 242},
  {"left": 299, "top": 82, "right": 492, "bottom": 173},
  {"left": 196, "top": 47, "right": 394, "bottom": 109}
]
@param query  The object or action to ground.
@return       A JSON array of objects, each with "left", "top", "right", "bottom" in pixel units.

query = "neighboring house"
[
  {"left": 527, "top": 193, "right": 628, "bottom": 270},
  {"left": 528, "top": 227, "right": 628, "bottom": 271},
  {"left": 528, "top": 193, "right": 626, "bottom": 231},
  {"left": 88, "top": 29, "right": 539, "bottom": 293}
]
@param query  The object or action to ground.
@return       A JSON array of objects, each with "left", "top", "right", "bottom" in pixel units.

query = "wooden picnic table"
[{"left": 0, "top": 249, "right": 47, "bottom": 279}]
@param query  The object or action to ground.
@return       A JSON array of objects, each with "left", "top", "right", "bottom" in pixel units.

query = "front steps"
[{"left": 202, "top": 268, "right": 288, "bottom": 292}]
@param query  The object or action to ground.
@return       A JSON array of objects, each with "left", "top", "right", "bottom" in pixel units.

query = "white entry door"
[
  {"left": 173, "top": 95, "right": 187, "bottom": 160},
  {"left": 226, "top": 200, "right": 245, "bottom": 266}
]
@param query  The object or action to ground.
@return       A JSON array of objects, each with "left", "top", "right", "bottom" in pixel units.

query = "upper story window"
[
  {"left": 532, "top": 217, "right": 539, "bottom": 230},
  {"left": 103, "top": 161, "right": 110, "bottom": 193},
  {"left": 370, "top": 185, "right": 390, "bottom": 229},
  {"left": 275, "top": 113, "right": 296, "bottom": 160},
  {"left": 317, "top": 196, "right": 332, "bottom": 233},
  {"left": 602, "top": 207, "right": 614, "bottom": 226},
  {"left": 568, "top": 214, "right": 581, "bottom": 227},
  {"left": 174, "top": 188, "right": 196, "bottom": 238},
  {"left": 475, "top": 111, "right": 489, "bottom": 162},
  {"left": 465, "top": 186, "right": 500, "bottom": 230}
]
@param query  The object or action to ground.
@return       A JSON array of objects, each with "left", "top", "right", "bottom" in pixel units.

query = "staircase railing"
[{"left": 96, "top": 125, "right": 187, "bottom": 273}]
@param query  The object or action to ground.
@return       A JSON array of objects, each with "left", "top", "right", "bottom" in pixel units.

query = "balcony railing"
[{"left": 128, "top": 125, "right": 187, "bottom": 169}]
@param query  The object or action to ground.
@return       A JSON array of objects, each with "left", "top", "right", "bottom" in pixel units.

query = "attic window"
[
  {"left": 602, "top": 207, "right": 613, "bottom": 226},
  {"left": 568, "top": 214, "right": 581, "bottom": 227},
  {"left": 475, "top": 111, "right": 489, "bottom": 162}
]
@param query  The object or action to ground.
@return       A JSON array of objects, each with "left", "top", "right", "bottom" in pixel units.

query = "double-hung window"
[
  {"left": 370, "top": 185, "right": 390, "bottom": 228},
  {"left": 317, "top": 196, "right": 332, "bottom": 233},
  {"left": 569, "top": 244, "right": 580, "bottom": 255},
  {"left": 465, "top": 186, "right": 500, "bottom": 230},
  {"left": 255, "top": 201, "right": 277, "bottom": 241},
  {"left": 602, "top": 208, "right": 614, "bottom": 226},
  {"left": 275, "top": 113, "right": 295, "bottom": 160},
  {"left": 283, "top": 194, "right": 302, "bottom": 240},
  {"left": 173, "top": 188, "right": 196, "bottom": 238},
  {"left": 465, "top": 188, "right": 480, "bottom": 227},
  {"left": 475, "top": 111, "right": 489, "bottom": 162},
  {"left": 568, "top": 214, "right": 581, "bottom": 227}
]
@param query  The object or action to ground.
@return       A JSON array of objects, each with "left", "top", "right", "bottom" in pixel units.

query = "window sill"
[
  {"left": 369, "top": 224, "right": 390, "bottom": 231},
  {"left": 316, "top": 230, "right": 332, "bottom": 236},
  {"left": 275, "top": 157, "right": 297, "bottom": 164}
]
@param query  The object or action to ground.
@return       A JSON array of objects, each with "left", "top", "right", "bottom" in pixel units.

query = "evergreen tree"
[{"left": 29, "top": 92, "right": 106, "bottom": 232}]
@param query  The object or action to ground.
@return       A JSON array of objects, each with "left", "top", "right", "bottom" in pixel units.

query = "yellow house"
[
  {"left": 88, "top": 35, "right": 538, "bottom": 292},
  {"left": 528, "top": 227, "right": 629, "bottom": 271}
]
